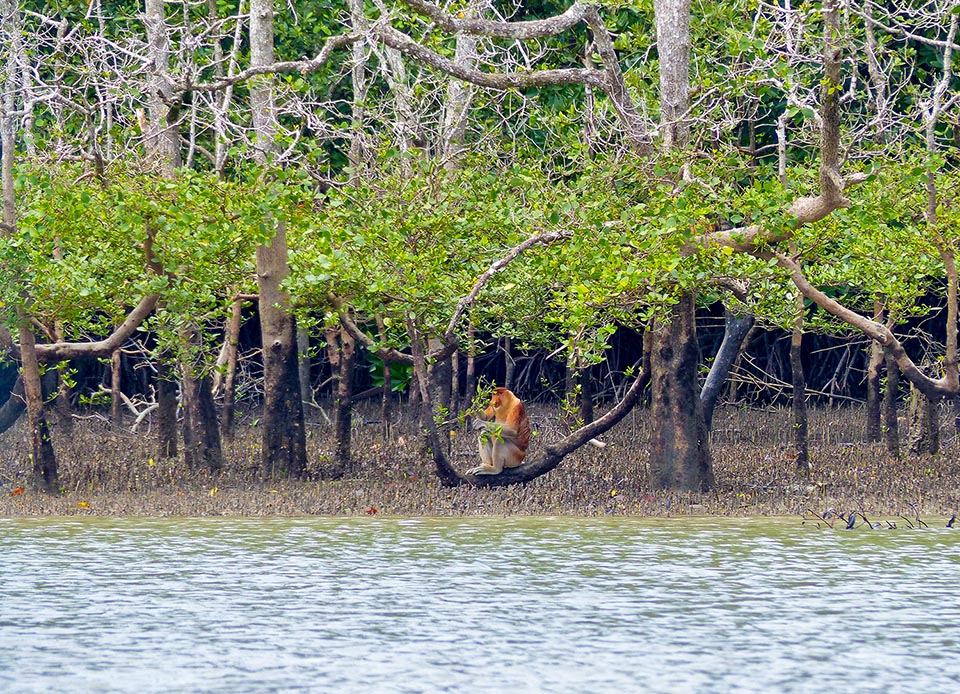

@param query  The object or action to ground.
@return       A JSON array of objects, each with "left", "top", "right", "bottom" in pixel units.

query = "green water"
[{"left": 1, "top": 516, "right": 959, "bottom": 693}]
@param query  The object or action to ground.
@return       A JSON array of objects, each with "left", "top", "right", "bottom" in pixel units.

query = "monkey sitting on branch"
[{"left": 467, "top": 387, "right": 531, "bottom": 475}]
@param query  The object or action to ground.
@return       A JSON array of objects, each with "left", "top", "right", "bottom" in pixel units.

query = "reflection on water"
[{"left": 1, "top": 516, "right": 959, "bottom": 693}]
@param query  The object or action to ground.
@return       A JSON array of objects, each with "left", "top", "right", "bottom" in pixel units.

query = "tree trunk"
[
  {"left": 579, "top": 367, "right": 594, "bottom": 425},
  {"left": 450, "top": 349, "right": 461, "bottom": 430},
  {"left": 649, "top": 294, "right": 714, "bottom": 491},
  {"left": 297, "top": 326, "right": 312, "bottom": 407},
  {"left": 790, "top": 318, "right": 809, "bottom": 474},
  {"left": 725, "top": 325, "right": 756, "bottom": 404},
  {"left": 251, "top": 0, "right": 307, "bottom": 478},
  {"left": 257, "top": 227, "right": 307, "bottom": 478},
  {"left": 883, "top": 351, "right": 900, "bottom": 457},
  {"left": 331, "top": 326, "right": 356, "bottom": 476},
  {"left": 53, "top": 368, "right": 75, "bottom": 435},
  {"left": 52, "top": 338, "right": 75, "bottom": 435},
  {"left": 406, "top": 319, "right": 461, "bottom": 487},
  {"left": 503, "top": 336, "right": 515, "bottom": 390},
  {"left": 864, "top": 300, "right": 884, "bottom": 442},
  {"left": 180, "top": 324, "right": 223, "bottom": 472},
  {"left": 111, "top": 348, "right": 123, "bottom": 426},
  {"left": 908, "top": 385, "right": 939, "bottom": 456},
  {"left": 376, "top": 316, "right": 393, "bottom": 440},
  {"left": 647, "top": 0, "right": 709, "bottom": 491},
  {"left": 181, "top": 370, "right": 223, "bottom": 471},
  {"left": 865, "top": 343, "right": 884, "bottom": 442},
  {"left": 654, "top": 0, "right": 691, "bottom": 150},
  {"left": 463, "top": 320, "right": 476, "bottom": 425},
  {"left": 219, "top": 297, "right": 243, "bottom": 440},
  {"left": 144, "top": 0, "right": 181, "bottom": 176},
  {"left": 20, "top": 320, "right": 58, "bottom": 493},
  {"left": 428, "top": 337, "right": 452, "bottom": 452},
  {"left": 701, "top": 308, "right": 754, "bottom": 430},
  {"left": 2, "top": 5, "right": 57, "bottom": 492},
  {"left": 156, "top": 358, "right": 179, "bottom": 458}
]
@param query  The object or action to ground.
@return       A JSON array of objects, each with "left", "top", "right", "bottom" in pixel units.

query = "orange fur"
[{"left": 467, "top": 387, "right": 531, "bottom": 475}]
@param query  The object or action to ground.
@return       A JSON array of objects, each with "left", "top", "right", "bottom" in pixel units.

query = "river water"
[{"left": 1, "top": 516, "right": 958, "bottom": 693}]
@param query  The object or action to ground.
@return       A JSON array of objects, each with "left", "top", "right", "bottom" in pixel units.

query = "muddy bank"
[{"left": 2, "top": 405, "right": 959, "bottom": 519}]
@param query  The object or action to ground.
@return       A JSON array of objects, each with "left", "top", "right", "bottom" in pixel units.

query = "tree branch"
[
  {"left": 187, "top": 32, "right": 363, "bottom": 93},
  {"left": 465, "top": 355, "right": 650, "bottom": 487},
  {"left": 757, "top": 249, "right": 948, "bottom": 398},
  {"left": 1, "top": 293, "right": 161, "bottom": 362},
  {"left": 371, "top": 2, "right": 652, "bottom": 146},
  {"left": 335, "top": 228, "right": 573, "bottom": 365},
  {"left": 399, "top": 0, "right": 591, "bottom": 40},
  {"left": 442, "top": 229, "right": 573, "bottom": 344},
  {"left": 373, "top": 23, "right": 605, "bottom": 91}
]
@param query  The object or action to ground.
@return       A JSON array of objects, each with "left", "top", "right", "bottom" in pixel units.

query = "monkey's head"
[{"left": 484, "top": 387, "right": 513, "bottom": 419}]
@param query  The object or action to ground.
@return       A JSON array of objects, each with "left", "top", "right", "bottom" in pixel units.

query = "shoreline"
[{"left": 3, "top": 405, "right": 960, "bottom": 520}]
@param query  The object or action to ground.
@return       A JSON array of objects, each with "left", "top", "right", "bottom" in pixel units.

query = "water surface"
[{"left": 2, "top": 516, "right": 958, "bottom": 693}]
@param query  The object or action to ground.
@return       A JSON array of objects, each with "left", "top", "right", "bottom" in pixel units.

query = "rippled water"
[{"left": 1, "top": 516, "right": 959, "bottom": 693}]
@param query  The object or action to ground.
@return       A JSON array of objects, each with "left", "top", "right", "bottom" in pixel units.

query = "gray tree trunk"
[
  {"left": 908, "top": 385, "right": 939, "bottom": 456},
  {"left": 701, "top": 309, "right": 754, "bottom": 430},
  {"left": 649, "top": 294, "right": 714, "bottom": 491},
  {"left": 2, "top": 0, "right": 58, "bottom": 492},
  {"left": 648, "top": 0, "right": 713, "bottom": 490},
  {"left": 219, "top": 297, "right": 244, "bottom": 440},
  {"left": 790, "top": 317, "right": 809, "bottom": 474},
  {"left": 883, "top": 351, "right": 900, "bottom": 457},
  {"left": 250, "top": 0, "right": 307, "bottom": 477}
]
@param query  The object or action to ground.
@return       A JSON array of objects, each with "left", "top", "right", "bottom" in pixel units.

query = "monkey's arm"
[{"left": 473, "top": 419, "right": 518, "bottom": 440}]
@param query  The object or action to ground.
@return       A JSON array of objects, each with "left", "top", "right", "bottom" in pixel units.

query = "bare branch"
[
  {"left": 758, "top": 249, "right": 949, "bottom": 398},
  {"left": 188, "top": 32, "right": 363, "bottom": 93},
  {"left": 369, "top": 3, "right": 652, "bottom": 146},
  {"left": 442, "top": 229, "right": 573, "bottom": 344},
  {"left": 399, "top": 0, "right": 592, "bottom": 39},
  {"left": 373, "top": 23, "right": 605, "bottom": 91}
]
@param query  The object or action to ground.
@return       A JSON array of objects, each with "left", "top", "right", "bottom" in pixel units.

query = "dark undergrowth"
[{"left": 2, "top": 403, "right": 959, "bottom": 520}]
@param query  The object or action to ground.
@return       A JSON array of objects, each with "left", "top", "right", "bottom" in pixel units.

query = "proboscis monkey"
[{"left": 467, "top": 387, "right": 531, "bottom": 475}]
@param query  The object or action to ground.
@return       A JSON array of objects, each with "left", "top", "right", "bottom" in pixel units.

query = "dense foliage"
[{"left": 4, "top": 0, "right": 960, "bottom": 489}]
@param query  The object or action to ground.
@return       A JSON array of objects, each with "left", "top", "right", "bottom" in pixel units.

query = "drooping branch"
[
  {"left": 399, "top": 0, "right": 592, "bottom": 40},
  {"left": 758, "top": 250, "right": 948, "bottom": 399},
  {"left": 371, "top": 1, "right": 652, "bottom": 146},
  {"left": 442, "top": 229, "right": 573, "bottom": 345},
  {"left": 336, "top": 228, "right": 574, "bottom": 364}
]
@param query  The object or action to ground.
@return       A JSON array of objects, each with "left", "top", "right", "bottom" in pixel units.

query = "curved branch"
[
  {"left": 1, "top": 293, "right": 160, "bottom": 362},
  {"left": 442, "top": 229, "right": 573, "bottom": 344},
  {"left": 697, "top": 0, "right": 869, "bottom": 254},
  {"left": 759, "top": 250, "right": 949, "bottom": 398},
  {"left": 374, "top": 24, "right": 605, "bottom": 91},
  {"left": 399, "top": 0, "right": 592, "bottom": 39},
  {"left": 462, "top": 359, "right": 650, "bottom": 487},
  {"left": 373, "top": 5, "right": 652, "bottom": 146},
  {"left": 336, "top": 229, "right": 573, "bottom": 364},
  {"left": 334, "top": 301, "right": 415, "bottom": 365},
  {"left": 188, "top": 32, "right": 363, "bottom": 93}
]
